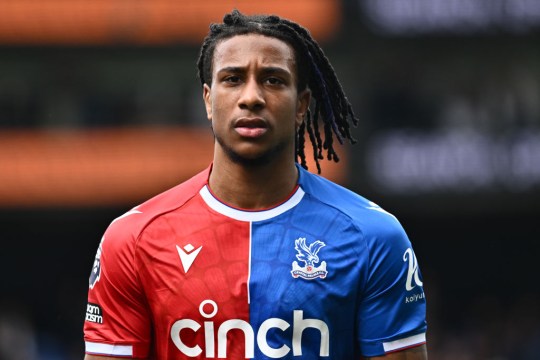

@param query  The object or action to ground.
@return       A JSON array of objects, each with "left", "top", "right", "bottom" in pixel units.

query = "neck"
[{"left": 208, "top": 151, "right": 299, "bottom": 210}]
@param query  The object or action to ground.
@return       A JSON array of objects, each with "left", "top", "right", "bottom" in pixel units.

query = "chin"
[
  {"left": 226, "top": 148, "right": 275, "bottom": 168},
  {"left": 216, "top": 134, "right": 291, "bottom": 168}
]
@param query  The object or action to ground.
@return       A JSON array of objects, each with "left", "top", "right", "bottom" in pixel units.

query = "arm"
[
  {"left": 356, "top": 207, "right": 428, "bottom": 358},
  {"left": 85, "top": 356, "right": 148, "bottom": 360},
  {"left": 85, "top": 356, "right": 132, "bottom": 360},
  {"left": 361, "top": 344, "right": 428, "bottom": 360},
  {"left": 84, "top": 214, "right": 151, "bottom": 359}
]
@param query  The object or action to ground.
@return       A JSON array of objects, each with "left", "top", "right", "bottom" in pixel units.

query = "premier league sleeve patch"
[
  {"left": 89, "top": 237, "right": 104, "bottom": 289},
  {"left": 291, "top": 237, "right": 328, "bottom": 280},
  {"left": 85, "top": 303, "right": 104, "bottom": 324}
]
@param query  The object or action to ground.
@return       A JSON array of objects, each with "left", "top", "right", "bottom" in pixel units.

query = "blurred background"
[{"left": 1, "top": 0, "right": 539, "bottom": 359}]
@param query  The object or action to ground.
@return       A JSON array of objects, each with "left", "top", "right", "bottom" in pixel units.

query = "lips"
[{"left": 234, "top": 117, "right": 268, "bottom": 138}]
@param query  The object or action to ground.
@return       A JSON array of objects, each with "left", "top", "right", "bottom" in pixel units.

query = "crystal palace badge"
[{"left": 291, "top": 237, "right": 328, "bottom": 280}]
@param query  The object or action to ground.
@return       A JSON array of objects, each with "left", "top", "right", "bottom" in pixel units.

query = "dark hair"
[{"left": 197, "top": 10, "right": 358, "bottom": 173}]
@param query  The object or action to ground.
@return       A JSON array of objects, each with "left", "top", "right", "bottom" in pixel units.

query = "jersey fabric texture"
[{"left": 84, "top": 165, "right": 427, "bottom": 359}]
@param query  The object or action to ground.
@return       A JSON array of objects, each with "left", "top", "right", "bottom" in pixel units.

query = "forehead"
[{"left": 212, "top": 34, "right": 296, "bottom": 71}]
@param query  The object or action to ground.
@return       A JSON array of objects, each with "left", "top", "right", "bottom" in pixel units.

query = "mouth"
[{"left": 234, "top": 117, "right": 268, "bottom": 138}]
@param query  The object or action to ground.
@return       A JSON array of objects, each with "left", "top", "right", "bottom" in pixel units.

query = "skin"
[
  {"left": 84, "top": 33, "right": 428, "bottom": 360},
  {"left": 204, "top": 34, "right": 310, "bottom": 210}
]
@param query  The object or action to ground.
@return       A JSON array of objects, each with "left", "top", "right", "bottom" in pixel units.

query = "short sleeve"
[
  {"left": 357, "top": 215, "right": 427, "bottom": 357},
  {"left": 84, "top": 217, "right": 151, "bottom": 359}
]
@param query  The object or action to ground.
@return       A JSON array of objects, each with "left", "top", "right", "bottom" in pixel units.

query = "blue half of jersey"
[{"left": 246, "top": 165, "right": 427, "bottom": 358}]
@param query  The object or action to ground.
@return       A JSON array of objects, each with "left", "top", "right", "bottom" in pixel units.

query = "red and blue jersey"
[{"left": 84, "top": 165, "right": 427, "bottom": 359}]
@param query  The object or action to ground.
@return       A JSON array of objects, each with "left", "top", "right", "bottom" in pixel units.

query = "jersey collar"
[{"left": 199, "top": 184, "right": 305, "bottom": 222}]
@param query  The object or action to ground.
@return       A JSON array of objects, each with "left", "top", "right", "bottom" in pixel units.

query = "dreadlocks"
[{"left": 197, "top": 10, "right": 358, "bottom": 173}]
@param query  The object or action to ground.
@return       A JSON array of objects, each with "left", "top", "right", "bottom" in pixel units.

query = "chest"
[{"left": 136, "top": 210, "right": 364, "bottom": 358}]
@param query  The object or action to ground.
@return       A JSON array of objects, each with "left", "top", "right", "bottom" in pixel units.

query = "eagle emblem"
[{"left": 291, "top": 237, "right": 328, "bottom": 280}]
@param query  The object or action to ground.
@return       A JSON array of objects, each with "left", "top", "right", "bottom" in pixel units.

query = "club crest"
[{"left": 291, "top": 237, "right": 328, "bottom": 280}]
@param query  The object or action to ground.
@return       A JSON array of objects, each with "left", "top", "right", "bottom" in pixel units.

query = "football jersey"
[{"left": 84, "top": 165, "right": 427, "bottom": 359}]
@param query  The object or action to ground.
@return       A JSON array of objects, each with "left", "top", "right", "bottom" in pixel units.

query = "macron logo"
[{"left": 176, "top": 244, "right": 203, "bottom": 274}]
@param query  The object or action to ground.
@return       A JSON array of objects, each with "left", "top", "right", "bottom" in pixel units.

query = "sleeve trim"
[
  {"left": 85, "top": 341, "right": 133, "bottom": 357},
  {"left": 382, "top": 333, "right": 426, "bottom": 353}
]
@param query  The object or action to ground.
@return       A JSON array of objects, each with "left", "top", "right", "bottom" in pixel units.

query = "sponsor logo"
[
  {"left": 291, "top": 237, "right": 328, "bottom": 280},
  {"left": 170, "top": 300, "right": 329, "bottom": 358},
  {"left": 176, "top": 243, "right": 203, "bottom": 274},
  {"left": 405, "top": 292, "right": 426, "bottom": 304},
  {"left": 85, "top": 303, "right": 103, "bottom": 324},
  {"left": 403, "top": 248, "right": 425, "bottom": 303},
  {"left": 403, "top": 248, "right": 423, "bottom": 291},
  {"left": 89, "top": 237, "right": 104, "bottom": 289}
]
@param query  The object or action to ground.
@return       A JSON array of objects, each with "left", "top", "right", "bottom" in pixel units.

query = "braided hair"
[{"left": 197, "top": 10, "right": 358, "bottom": 173}]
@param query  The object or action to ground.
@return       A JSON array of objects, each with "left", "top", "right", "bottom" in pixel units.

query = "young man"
[{"left": 84, "top": 10, "right": 428, "bottom": 359}]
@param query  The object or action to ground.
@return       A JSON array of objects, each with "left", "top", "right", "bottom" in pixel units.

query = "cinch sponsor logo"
[
  {"left": 85, "top": 303, "right": 103, "bottom": 324},
  {"left": 170, "top": 300, "right": 330, "bottom": 358}
]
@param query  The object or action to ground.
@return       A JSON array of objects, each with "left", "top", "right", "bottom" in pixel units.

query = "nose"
[{"left": 238, "top": 77, "right": 265, "bottom": 111}]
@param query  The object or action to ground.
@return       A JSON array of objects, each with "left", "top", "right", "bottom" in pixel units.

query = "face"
[{"left": 203, "top": 34, "right": 310, "bottom": 167}]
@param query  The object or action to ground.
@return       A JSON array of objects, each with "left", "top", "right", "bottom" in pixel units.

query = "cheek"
[
  {"left": 211, "top": 91, "right": 232, "bottom": 116},
  {"left": 283, "top": 97, "right": 303, "bottom": 123}
]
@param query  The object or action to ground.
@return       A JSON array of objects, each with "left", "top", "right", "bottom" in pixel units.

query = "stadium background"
[{"left": 0, "top": 0, "right": 539, "bottom": 359}]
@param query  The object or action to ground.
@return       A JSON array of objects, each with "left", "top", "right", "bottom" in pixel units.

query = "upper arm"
[
  {"left": 84, "top": 219, "right": 151, "bottom": 358},
  {"left": 361, "top": 344, "right": 428, "bottom": 359},
  {"left": 357, "top": 208, "right": 427, "bottom": 355}
]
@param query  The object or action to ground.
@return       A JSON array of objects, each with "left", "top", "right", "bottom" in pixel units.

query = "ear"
[
  {"left": 203, "top": 83, "right": 212, "bottom": 121},
  {"left": 295, "top": 89, "right": 311, "bottom": 128}
]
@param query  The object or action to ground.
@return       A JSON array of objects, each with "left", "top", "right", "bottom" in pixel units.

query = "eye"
[
  {"left": 265, "top": 77, "right": 284, "bottom": 86},
  {"left": 223, "top": 75, "right": 241, "bottom": 84}
]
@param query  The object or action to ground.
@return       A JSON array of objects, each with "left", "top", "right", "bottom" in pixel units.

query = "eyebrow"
[{"left": 217, "top": 66, "right": 292, "bottom": 77}]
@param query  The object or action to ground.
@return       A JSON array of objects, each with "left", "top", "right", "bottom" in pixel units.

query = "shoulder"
[
  {"left": 298, "top": 167, "right": 404, "bottom": 237},
  {"left": 103, "top": 167, "right": 210, "bottom": 248}
]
